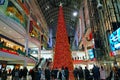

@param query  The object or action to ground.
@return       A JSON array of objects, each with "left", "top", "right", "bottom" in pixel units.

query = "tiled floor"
[{"left": 7, "top": 76, "right": 32, "bottom": 80}]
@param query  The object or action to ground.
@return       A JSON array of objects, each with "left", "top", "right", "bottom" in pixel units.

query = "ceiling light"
[
  {"left": 47, "top": 5, "right": 49, "bottom": 9},
  {"left": 3, "top": 27, "right": 6, "bottom": 29},
  {"left": 50, "top": 19, "right": 53, "bottom": 23},
  {"left": 37, "top": 22, "right": 39, "bottom": 25},
  {"left": 45, "top": 5, "right": 50, "bottom": 10},
  {"left": 73, "top": 11, "right": 78, "bottom": 17},
  {"left": 9, "top": 13, "right": 13, "bottom": 16},
  {"left": 32, "top": 34, "right": 35, "bottom": 37},
  {"left": 33, "top": 51, "right": 36, "bottom": 54},
  {"left": 9, "top": 30, "right": 12, "bottom": 33}
]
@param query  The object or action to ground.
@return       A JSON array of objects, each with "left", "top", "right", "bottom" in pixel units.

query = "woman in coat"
[{"left": 99, "top": 66, "right": 106, "bottom": 80}]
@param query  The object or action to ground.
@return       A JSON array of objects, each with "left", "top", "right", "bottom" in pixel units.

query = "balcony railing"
[{"left": 0, "top": 43, "right": 38, "bottom": 61}]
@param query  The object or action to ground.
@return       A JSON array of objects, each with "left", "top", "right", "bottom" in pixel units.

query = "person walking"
[
  {"left": 78, "top": 66, "right": 84, "bottom": 80},
  {"left": 38, "top": 68, "right": 42, "bottom": 80},
  {"left": 109, "top": 66, "right": 119, "bottom": 80},
  {"left": 14, "top": 68, "right": 20, "bottom": 80},
  {"left": 0, "top": 69, "right": 2, "bottom": 80},
  {"left": 73, "top": 68, "right": 78, "bottom": 80},
  {"left": 99, "top": 66, "right": 106, "bottom": 80},
  {"left": 61, "top": 67, "right": 65, "bottom": 80},
  {"left": 84, "top": 67, "right": 90, "bottom": 80},
  {"left": 19, "top": 69, "right": 23, "bottom": 80},
  {"left": 45, "top": 67, "right": 51, "bottom": 80},
  {"left": 11, "top": 68, "right": 15, "bottom": 80},
  {"left": 57, "top": 68, "right": 62, "bottom": 80},
  {"left": 92, "top": 65, "right": 100, "bottom": 80},
  {"left": 1, "top": 69, "right": 7, "bottom": 80},
  {"left": 22, "top": 67, "right": 28, "bottom": 80},
  {"left": 53, "top": 67, "right": 59, "bottom": 80},
  {"left": 64, "top": 67, "right": 69, "bottom": 80}
]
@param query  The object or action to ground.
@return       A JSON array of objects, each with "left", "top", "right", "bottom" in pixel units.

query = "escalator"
[
  {"left": 35, "top": 58, "right": 52, "bottom": 69},
  {"left": 29, "top": 58, "right": 52, "bottom": 80},
  {"left": 28, "top": 54, "right": 52, "bottom": 69},
  {"left": 34, "top": 58, "right": 44, "bottom": 69},
  {"left": 28, "top": 54, "right": 38, "bottom": 61},
  {"left": 42, "top": 58, "right": 52, "bottom": 68},
  {"left": 39, "top": 58, "right": 46, "bottom": 68}
]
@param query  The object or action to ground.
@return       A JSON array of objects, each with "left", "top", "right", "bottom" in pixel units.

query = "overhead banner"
[{"left": 0, "top": 0, "right": 5, "bottom": 5}]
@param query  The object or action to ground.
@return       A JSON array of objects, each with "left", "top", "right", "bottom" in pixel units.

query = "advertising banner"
[{"left": 0, "top": 0, "right": 5, "bottom": 5}]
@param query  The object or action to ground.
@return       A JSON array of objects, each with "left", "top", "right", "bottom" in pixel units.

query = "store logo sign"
[{"left": 0, "top": 0, "right": 5, "bottom": 5}]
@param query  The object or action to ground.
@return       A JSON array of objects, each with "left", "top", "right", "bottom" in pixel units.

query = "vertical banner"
[{"left": 48, "top": 29, "right": 53, "bottom": 48}]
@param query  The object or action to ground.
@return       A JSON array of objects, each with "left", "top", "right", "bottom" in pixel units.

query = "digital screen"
[
  {"left": 109, "top": 28, "right": 120, "bottom": 51},
  {"left": 88, "top": 49, "right": 94, "bottom": 60}
]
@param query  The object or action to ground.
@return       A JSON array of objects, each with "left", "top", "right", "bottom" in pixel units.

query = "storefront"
[{"left": 0, "top": 35, "right": 25, "bottom": 55}]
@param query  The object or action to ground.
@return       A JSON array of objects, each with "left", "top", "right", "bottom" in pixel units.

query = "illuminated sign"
[
  {"left": 88, "top": 49, "right": 94, "bottom": 60},
  {"left": 109, "top": 28, "right": 120, "bottom": 51}
]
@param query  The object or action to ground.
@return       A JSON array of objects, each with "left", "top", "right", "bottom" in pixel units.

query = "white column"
[
  {"left": 25, "top": 36, "right": 29, "bottom": 56},
  {"left": 38, "top": 34, "right": 41, "bottom": 61},
  {"left": 24, "top": 57, "right": 27, "bottom": 67},
  {"left": 38, "top": 47, "right": 41, "bottom": 61},
  {"left": 24, "top": 16, "right": 30, "bottom": 67}
]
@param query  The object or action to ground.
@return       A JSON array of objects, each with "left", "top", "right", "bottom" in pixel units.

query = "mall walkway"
[{"left": 7, "top": 76, "right": 32, "bottom": 80}]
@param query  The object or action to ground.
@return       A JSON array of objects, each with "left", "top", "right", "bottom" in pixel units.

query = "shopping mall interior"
[{"left": 0, "top": 0, "right": 120, "bottom": 79}]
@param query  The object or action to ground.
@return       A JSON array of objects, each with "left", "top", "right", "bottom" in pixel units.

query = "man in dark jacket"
[
  {"left": 84, "top": 67, "right": 90, "bottom": 80},
  {"left": 78, "top": 67, "right": 84, "bottom": 80},
  {"left": 92, "top": 65, "right": 100, "bottom": 80},
  {"left": 22, "top": 67, "right": 28, "bottom": 80},
  {"left": 64, "top": 67, "right": 69, "bottom": 80},
  {"left": 45, "top": 67, "right": 51, "bottom": 80}
]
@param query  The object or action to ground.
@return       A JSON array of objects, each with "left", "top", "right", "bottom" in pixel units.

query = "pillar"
[{"left": 24, "top": 16, "right": 30, "bottom": 67}]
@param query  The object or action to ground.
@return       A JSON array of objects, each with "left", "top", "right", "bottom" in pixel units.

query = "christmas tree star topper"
[{"left": 60, "top": 2, "right": 63, "bottom": 7}]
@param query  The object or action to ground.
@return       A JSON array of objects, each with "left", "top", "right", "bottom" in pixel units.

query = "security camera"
[{"left": 97, "top": 3, "right": 102, "bottom": 10}]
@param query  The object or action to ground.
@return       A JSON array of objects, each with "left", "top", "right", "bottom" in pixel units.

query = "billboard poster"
[
  {"left": 109, "top": 28, "right": 120, "bottom": 51},
  {"left": 88, "top": 49, "right": 94, "bottom": 60}
]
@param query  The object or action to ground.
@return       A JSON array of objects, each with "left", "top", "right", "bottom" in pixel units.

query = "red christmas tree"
[{"left": 53, "top": 5, "right": 74, "bottom": 80}]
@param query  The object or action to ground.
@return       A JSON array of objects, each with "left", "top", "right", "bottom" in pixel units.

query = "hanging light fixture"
[
  {"left": 97, "top": 0, "right": 102, "bottom": 10},
  {"left": 49, "top": 0, "right": 71, "bottom": 7},
  {"left": 73, "top": 11, "right": 78, "bottom": 17}
]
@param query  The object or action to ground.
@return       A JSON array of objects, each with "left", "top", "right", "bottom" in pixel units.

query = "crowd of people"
[
  {"left": 0, "top": 65, "right": 120, "bottom": 80},
  {"left": 0, "top": 67, "right": 28, "bottom": 80},
  {"left": 73, "top": 65, "right": 120, "bottom": 80},
  {"left": 29, "top": 66, "right": 69, "bottom": 80},
  {"left": 11, "top": 67, "right": 28, "bottom": 80},
  {"left": 27, "top": 64, "right": 120, "bottom": 80}
]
